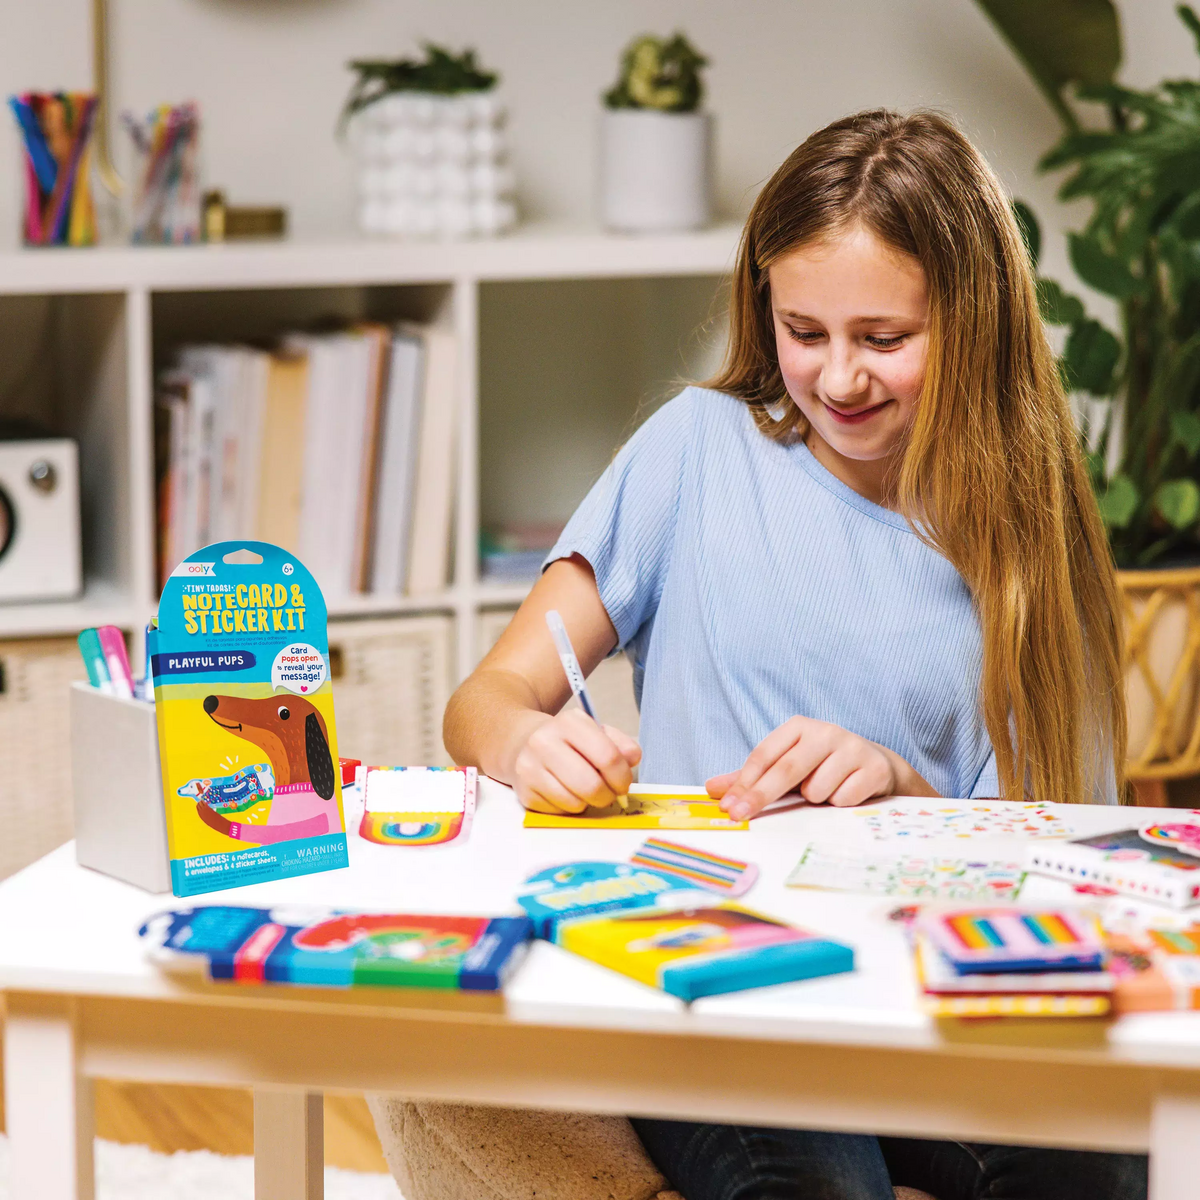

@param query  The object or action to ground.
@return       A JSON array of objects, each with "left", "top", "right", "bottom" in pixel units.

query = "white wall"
[
  {"left": 2, "top": 0, "right": 1194, "bottom": 525},
  {"left": 1, "top": 0, "right": 1195, "bottom": 271}
]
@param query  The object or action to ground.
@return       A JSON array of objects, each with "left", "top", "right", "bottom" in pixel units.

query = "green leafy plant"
[
  {"left": 341, "top": 45, "right": 498, "bottom": 128},
  {"left": 980, "top": 1, "right": 1200, "bottom": 566},
  {"left": 603, "top": 33, "right": 708, "bottom": 113}
]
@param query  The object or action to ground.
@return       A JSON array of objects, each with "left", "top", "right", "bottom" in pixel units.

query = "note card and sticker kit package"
[{"left": 149, "top": 542, "right": 349, "bottom": 896}]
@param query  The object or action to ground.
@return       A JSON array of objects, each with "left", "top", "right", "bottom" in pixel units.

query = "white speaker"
[{"left": 0, "top": 438, "right": 82, "bottom": 603}]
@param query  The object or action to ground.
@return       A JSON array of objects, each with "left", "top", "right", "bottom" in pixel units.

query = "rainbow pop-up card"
[{"left": 358, "top": 765, "right": 477, "bottom": 846}]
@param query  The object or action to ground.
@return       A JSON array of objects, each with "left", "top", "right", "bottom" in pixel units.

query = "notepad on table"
[{"left": 522, "top": 785, "right": 748, "bottom": 830}]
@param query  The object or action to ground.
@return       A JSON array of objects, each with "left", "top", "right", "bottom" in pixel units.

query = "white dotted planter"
[{"left": 351, "top": 92, "right": 517, "bottom": 239}]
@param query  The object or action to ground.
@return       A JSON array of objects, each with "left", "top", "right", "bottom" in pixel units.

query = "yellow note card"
[{"left": 522, "top": 786, "right": 749, "bottom": 830}]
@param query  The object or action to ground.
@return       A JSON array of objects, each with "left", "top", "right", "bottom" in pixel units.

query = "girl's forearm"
[{"left": 443, "top": 667, "right": 554, "bottom": 784}]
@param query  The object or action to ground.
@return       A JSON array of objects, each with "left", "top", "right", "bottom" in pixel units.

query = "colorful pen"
[
  {"left": 96, "top": 625, "right": 134, "bottom": 699},
  {"left": 77, "top": 628, "right": 113, "bottom": 694},
  {"left": 545, "top": 609, "right": 627, "bottom": 809}
]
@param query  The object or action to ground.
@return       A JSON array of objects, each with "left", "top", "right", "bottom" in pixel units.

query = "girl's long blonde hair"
[{"left": 710, "top": 109, "right": 1127, "bottom": 804}]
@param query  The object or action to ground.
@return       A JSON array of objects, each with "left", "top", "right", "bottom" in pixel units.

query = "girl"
[{"left": 444, "top": 110, "right": 1145, "bottom": 1199}]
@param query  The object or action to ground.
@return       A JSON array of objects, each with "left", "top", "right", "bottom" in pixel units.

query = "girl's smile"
[{"left": 823, "top": 397, "right": 896, "bottom": 425}]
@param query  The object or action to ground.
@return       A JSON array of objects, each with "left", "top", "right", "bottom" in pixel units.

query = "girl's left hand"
[{"left": 706, "top": 716, "right": 936, "bottom": 820}]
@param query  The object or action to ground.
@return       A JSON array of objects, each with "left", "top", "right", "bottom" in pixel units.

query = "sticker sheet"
[
  {"left": 786, "top": 844, "right": 1026, "bottom": 902},
  {"left": 855, "top": 802, "right": 1074, "bottom": 842}
]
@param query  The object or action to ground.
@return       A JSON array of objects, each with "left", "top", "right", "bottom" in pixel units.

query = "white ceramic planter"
[{"left": 599, "top": 109, "right": 712, "bottom": 233}]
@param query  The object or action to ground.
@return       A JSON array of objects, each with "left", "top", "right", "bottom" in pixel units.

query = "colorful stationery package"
[
  {"left": 140, "top": 905, "right": 532, "bottom": 990},
  {"left": 1027, "top": 825, "right": 1200, "bottom": 908},
  {"left": 898, "top": 906, "right": 1113, "bottom": 1018},
  {"left": 1107, "top": 924, "right": 1200, "bottom": 1012},
  {"left": 517, "top": 862, "right": 853, "bottom": 1002},
  {"left": 149, "top": 541, "right": 348, "bottom": 896},
  {"left": 358, "top": 765, "right": 477, "bottom": 846},
  {"left": 918, "top": 908, "right": 1105, "bottom": 975}
]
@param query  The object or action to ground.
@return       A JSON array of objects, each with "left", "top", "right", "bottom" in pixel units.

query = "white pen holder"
[{"left": 70, "top": 681, "right": 171, "bottom": 893}]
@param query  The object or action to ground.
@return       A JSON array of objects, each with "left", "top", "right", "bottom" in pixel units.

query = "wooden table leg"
[
  {"left": 3, "top": 993, "right": 94, "bottom": 1200},
  {"left": 1150, "top": 1083, "right": 1200, "bottom": 1200},
  {"left": 254, "top": 1088, "right": 324, "bottom": 1200}
]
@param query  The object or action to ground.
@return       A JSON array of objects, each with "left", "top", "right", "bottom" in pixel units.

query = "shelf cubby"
[
  {"left": 0, "top": 227, "right": 737, "bottom": 678},
  {"left": 0, "top": 291, "right": 142, "bottom": 638}
]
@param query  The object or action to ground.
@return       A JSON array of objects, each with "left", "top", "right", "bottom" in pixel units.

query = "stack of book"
[
  {"left": 910, "top": 907, "right": 1114, "bottom": 1017},
  {"left": 154, "top": 321, "right": 456, "bottom": 601}
]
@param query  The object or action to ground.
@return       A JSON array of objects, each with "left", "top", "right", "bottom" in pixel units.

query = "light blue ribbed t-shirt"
[{"left": 547, "top": 386, "right": 1013, "bottom": 800}]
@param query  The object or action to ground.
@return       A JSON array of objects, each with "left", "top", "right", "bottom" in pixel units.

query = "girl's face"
[{"left": 768, "top": 224, "right": 928, "bottom": 498}]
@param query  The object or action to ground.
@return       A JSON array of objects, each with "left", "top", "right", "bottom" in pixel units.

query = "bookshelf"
[{"left": 0, "top": 222, "right": 738, "bottom": 682}]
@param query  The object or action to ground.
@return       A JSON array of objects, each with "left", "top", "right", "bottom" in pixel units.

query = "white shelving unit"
[{"left": 0, "top": 222, "right": 739, "bottom": 681}]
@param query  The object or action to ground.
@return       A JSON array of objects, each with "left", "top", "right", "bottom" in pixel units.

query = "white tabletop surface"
[{"left": 4, "top": 784, "right": 1200, "bottom": 1067}]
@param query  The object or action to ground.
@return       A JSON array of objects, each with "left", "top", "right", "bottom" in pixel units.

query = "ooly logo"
[{"left": 271, "top": 643, "right": 327, "bottom": 694}]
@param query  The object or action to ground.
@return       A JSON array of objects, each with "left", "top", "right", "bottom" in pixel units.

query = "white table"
[{"left": 2, "top": 786, "right": 1199, "bottom": 1200}]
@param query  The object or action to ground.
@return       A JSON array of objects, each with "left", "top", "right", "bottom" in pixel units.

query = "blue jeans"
[{"left": 630, "top": 1119, "right": 1149, "bottom": 1200}]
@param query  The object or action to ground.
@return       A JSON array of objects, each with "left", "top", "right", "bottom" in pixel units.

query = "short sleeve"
[{"left": 544, "top": 390, "right": 695, "bottom": 648}]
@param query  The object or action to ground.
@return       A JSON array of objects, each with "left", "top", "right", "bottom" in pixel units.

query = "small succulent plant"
[
  {"left": 603, "top": 33, "right": 708, "bottom": 114},
  {"left": 341, "top": 45, "right": 499, "bottom": 128}
]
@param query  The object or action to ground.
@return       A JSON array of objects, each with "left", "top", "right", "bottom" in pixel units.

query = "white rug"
[{"left": 0, "top": 1134, "right": 403, "bottom": 1199}]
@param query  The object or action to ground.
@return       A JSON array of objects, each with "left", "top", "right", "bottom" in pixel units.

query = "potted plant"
[
  {"left": 341, "top": 45, "right": 515, "bottom": 239},
  {"left": 977, "top": 0, "right": 1200, "bottom": 792},
  {"left": 599, "top": 33, "right": 712, "bottom": 233}
]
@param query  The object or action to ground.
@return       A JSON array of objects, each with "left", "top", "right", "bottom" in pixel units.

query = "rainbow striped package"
[
  {"left": 357, "top": 765, "right": 476, "bottom": 846},
  {"left": 631, "top": 837, "right": 757, "bottom": 896},
  {"left": 918, "top": 908, "right": 1105, "bottom": 975}
]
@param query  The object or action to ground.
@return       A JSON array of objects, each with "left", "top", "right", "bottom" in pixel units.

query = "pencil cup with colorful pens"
[
  {"left": 8, "top": 92, "right": 98, "bottom": 246},
  {"left": 123, "top": 102, "right": 202, "bottom": 244}
]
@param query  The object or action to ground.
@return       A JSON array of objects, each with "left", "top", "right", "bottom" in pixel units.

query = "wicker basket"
[
  {"left": 0, "top": 636, "right": 86, "bottom": 880},
  {"left": 1120, "top": 565, "right": 1200, "bottom": 781},
  {"left": 327, "top": 615, "right": 454, "bottom": 767},
  {"left": 477, "top": 608, "right": 640, "bottom": 740}
]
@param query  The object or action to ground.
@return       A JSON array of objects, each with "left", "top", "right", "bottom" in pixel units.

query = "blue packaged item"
[{"left": 140, "top": 905, "right": 532, "bottom": 991}]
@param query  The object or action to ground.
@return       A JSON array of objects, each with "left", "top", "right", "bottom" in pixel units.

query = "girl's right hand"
[{"left": 512, "top": 709, "right": 642, "bottom": 814}]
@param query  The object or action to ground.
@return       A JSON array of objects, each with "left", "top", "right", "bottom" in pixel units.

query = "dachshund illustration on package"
[{"left": 195, "top": 693, "right": 342, "bottom": 845}]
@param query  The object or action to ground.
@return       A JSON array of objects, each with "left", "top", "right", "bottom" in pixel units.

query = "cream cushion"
[{"left": 367, "top": 1097, "right": 937, "bottom": 1200}]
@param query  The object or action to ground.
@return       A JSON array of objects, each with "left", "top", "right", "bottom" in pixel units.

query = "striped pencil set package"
[
  {"left": 910, "top": 907, "right": 1114, "bottom": 1017},
  {"left": 631, "top": 837, "right": 758, "bottom": 896}
]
